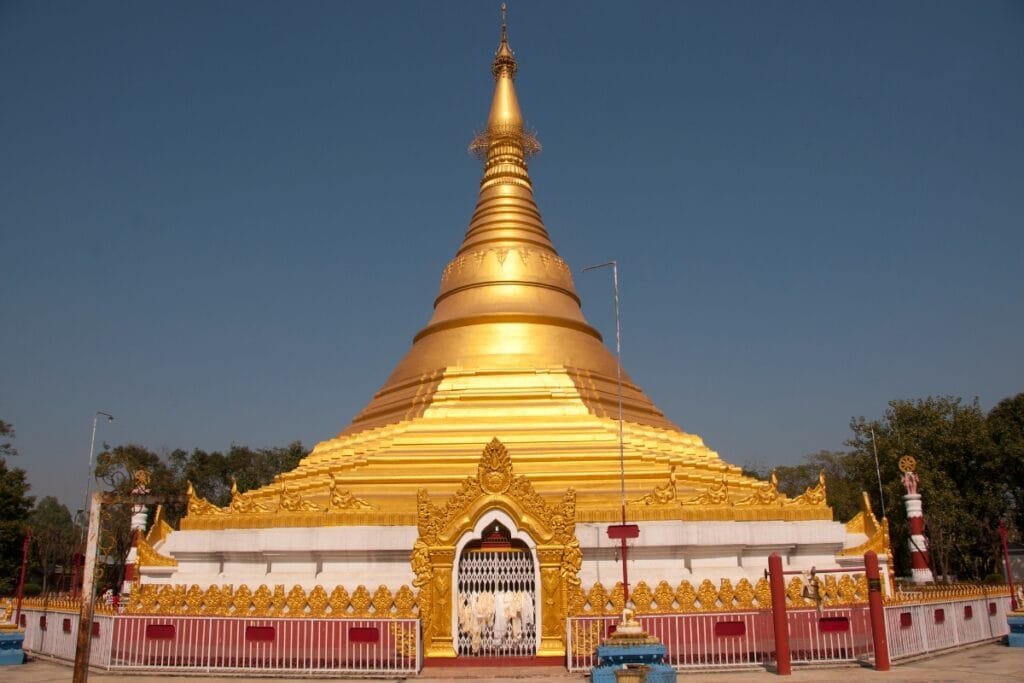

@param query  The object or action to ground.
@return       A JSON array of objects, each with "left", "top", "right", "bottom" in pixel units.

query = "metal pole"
[
  {"left": 15, "top": 528, "right": 31, "bottom": 625},
  {"left": 78, "top": 412, "right": 112, "bottom": 597},
  {"left": 582, "top": 260, "right": 631, "bottom": 603},
  {"left": 870, "top": 427, "right": 886, "bottom": 520},
  {"left": 73, "top": 492, "right": 102, "bottom": 683}
]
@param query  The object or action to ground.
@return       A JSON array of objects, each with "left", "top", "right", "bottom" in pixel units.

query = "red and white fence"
[
  {"left": 568, "top": 610, "right": 775, "bottom": 672},
  {"left": 885, "top": 595, "right": 1011, "bottom": 660},
  {"left": 18, "top": 610, "right": 115, "bottom": 667},
  {"left": 784, "top": 606, "right": 873, "bottom": 665},
  {"left": 567, "top": 597, "right": 1007, "bottom": 673},
  {"left": 14, "top": 593, "right": 1012, "bottom": 675},
  {"left": 17, "top": 608, "right": 420, "bottom": 677}
]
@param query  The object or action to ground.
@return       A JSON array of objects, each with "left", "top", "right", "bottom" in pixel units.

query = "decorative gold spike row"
[
  {"left": 569, "top": 574, "right": 870, "bottom": 616},
  {"left": 179, "top": 510, "right": 417, "bottom": 531},
  {"left": 622, "top": 473, "right": 831, "bottom": 520},
  {"left": 126, "top": 583, "right": 419, "bottom": 619},
  {"left": 886, "top": 583, "right": 1013, "bottom": 605},
  {"left": 184, "top": 475, "right": 374, "bottom": 522}
]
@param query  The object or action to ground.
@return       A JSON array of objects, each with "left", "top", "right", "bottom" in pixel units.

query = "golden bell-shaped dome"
[{"left": 179, "top": 10, "right": 832, "bottom": 530}]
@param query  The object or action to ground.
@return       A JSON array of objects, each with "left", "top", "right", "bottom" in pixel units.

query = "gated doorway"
[{"left": 455, "top": 521, "right": 537, "bottom": 657}]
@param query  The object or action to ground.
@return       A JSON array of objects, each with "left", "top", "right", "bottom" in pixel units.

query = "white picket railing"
[
  {"left": 568, "top": 611, "right": 774, "bottom": 672},
  {"left": 17, "top": 610, "right": 115, "bottom": 667},
  {"left": 884, "top": 595, "right": 1011, "bottom": 660},
  {"left": 18, "top": 609, "right": 420, "bottom": 677}
]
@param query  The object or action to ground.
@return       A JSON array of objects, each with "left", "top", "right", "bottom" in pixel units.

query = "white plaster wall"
[{"left": 143, "top": 517, "right": 866, "bottom": 592}]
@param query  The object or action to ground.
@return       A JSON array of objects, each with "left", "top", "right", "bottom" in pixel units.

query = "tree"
[
  {"left": 988, "top": 393, "right": 1024, "bottom": 536},
  {"left": 92, "top": 444, "right": 182, "bottom": 594},
  {"left": 29, "top": 496, "right": 76, "bottom": 594},
  {"left": 0, "top": 420, "right": 35, "bottom": 593},
  {"left": 846, "top": 396, "right": 1005, "bottom": 581},
  {"left": 89, "top": 440, "right": 308, "bottom": 593},
  {"left": 0, "top": 419, "right": 16, "bottom": 459},
  {"left": 170, "top": 442, "right": 307, "bottom": 509}
]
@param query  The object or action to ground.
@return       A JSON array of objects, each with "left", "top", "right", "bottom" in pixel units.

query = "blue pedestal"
[
  {"left": 0, "top": 631, "right": 25, "bottom": 665},
  {"left": 1008, "top": 614, "right": 1024, "bottom": 648},
  {"left": 591, "top": 643, "right": 677, "bottom": 683}
]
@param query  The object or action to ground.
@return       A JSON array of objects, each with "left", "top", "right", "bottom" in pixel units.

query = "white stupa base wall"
[{"left": 143, "top": 518, "right": 857, "bottom": 591}]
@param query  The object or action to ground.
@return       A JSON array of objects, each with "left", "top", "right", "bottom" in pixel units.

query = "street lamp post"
[
  {"left": 73, "top": 411, "right": 114, "bottom": 597},
  {"left": 581, "top": 260, "right": 639, "bottom": 604}
]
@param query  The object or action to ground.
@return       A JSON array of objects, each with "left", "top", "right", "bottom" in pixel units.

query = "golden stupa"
[{"left": 179, "top": 11, "right": 831, "bottom": 532}]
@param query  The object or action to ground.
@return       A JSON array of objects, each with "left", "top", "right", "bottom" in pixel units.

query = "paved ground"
[{"left": 4, "top": 642, "right": 1023, "bottom": 682}]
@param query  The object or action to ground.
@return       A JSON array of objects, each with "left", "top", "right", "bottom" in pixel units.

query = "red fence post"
[
  {"left": 999, "top": 521, "right": 1018, "bottom": 610},
  {"left": 768, "top": 553, "right": 791, "bottom": 675},
  {"left": 865, "top": 550, "right": 890, "bottom": 671}
]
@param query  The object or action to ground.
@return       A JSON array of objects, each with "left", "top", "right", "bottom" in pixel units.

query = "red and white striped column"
[{"left": 899, "top": 456, "right": 933, "bottom": 584}]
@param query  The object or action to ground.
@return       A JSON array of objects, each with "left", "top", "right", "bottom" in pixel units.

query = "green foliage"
[
  {"left": 85, "top": 441, "right": 308, "bottom": 594},
  {"left": 0, "top": 419, "right": 16, "bottom": 459},
  {"left": 846, "top": 396, "right": 1007, "bottom": 580},
  {"left": 28, "top": 496, "right": 76, "bottom": 594},
  {"left": 988, "top": 393, "right": 1024, "bottom": 533},
  {"left": 169, "top": 442, "right": 307, "bottom": 509},
  {"left": 0, "top": 420, "right": 34, "bottom": 594},
  {"left": 745, "top": 450, "right": 862, "bottom": 522}
]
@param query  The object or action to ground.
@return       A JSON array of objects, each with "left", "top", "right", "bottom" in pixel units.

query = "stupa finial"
[
  {"left": 470, "top": 3, "right": 539, "bottom": 158},
  {"left": 492, "top": 3, "right": 517, "bottom": 80}
]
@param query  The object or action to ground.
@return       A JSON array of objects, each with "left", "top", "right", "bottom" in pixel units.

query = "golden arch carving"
[{"left": 412, "top": 438, "right": 579, "bottom": 658}]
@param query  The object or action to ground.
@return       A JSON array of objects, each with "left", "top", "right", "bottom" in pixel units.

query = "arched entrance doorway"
[
  {"left": 412, "top": 438, "right": 581, "bottom": 659},
  {"left": 455, "top": 519, "right": 537, "bottom": 657}
]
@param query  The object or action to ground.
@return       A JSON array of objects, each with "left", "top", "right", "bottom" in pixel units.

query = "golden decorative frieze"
[
  {"left": 136, "top": 536, "right": 177, "bottom": 567},
  {"left": 625, "top": 469, "right": 832, "bottom": 521},
  {"left": 186, "top": 481, "right": 225, "bottom": 516},
  {"left": 329, "top": 476, "right": 372, "bottom": 510},
  {"left": 735, "top": 471, "right": 782, "bottom": 506},
  {"left": 127, "top": 582, "right": 419, "bottom": 619},
  {"left": 571, "top": 574, "right": 871, "bottom": 615},
  {"left": 682, "top": 477, "right": 729, "bottom": 505},
  {"left": 786, "top": 471, "right": 827, "bottom": 506},
  {"left": 416, "top": 438, "right": 577, "bottom": 548},
  {"left": 630, "top": 467, "right": 677, "bottom": 506},
  {"left": 230, "top": 478, "right": 273, "bottom": 514},
  {"left": 279, "top": 484, "right": 321, "bottom": 512}
]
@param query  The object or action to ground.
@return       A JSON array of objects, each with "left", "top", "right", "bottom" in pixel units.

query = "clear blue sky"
[{"left": 2, "top": 1, "right": 1022, "bottom": 510}]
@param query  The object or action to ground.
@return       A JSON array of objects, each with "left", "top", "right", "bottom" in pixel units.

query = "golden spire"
[
  {"left": 310, "top": 5, "right": 718, "bottom": 490},
  {"left": 180, "top": 8, "right": 821, "bottom": 530},
  {"left": 469, "top": 4, "right": 539, "bottom": 159},
  {"left": 492, "top": 3, "right": 517, "bottom": 81}
]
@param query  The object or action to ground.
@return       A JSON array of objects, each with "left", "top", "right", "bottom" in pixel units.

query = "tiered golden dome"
[{"left": 180, "top": 12, "right": 832, "bottom": 531}]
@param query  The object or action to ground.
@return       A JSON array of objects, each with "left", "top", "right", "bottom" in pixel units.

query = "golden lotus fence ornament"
[{"left": 124, "top": 582, "right": 420, "bottom": 619}]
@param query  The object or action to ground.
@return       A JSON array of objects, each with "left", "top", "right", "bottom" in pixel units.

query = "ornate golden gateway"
[{"left": 414, "top": 438, "right": 579, "bottom": 658}]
